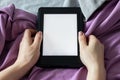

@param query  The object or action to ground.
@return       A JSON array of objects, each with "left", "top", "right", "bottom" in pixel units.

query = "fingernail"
[
  {"left": 79, "top": 31, "right": 83, "bottom": 36},
  {"left": 38, "top": 31, "right": 42, "bottom": 35},
  {"left": 38, "top": 31, "right": 42, "bottom": 38}
]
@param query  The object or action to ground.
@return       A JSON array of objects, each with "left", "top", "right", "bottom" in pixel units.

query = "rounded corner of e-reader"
[{"left": 36, "top": 7, "right": 85, "bottom": 68}]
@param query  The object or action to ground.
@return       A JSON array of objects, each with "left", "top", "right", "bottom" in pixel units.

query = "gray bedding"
[{"left": 0, "top": 0, "right": 106, "bottom": 20}]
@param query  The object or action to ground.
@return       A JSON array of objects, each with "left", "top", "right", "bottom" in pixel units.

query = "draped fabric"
[{"left": 0, "top": 0, "right": 120, "bottom": 79}]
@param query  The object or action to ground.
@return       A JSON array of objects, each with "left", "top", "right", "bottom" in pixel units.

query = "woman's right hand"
[
  {"left": 15, "top": 29, "right": 42, "bottom": 69},
  {"left": 0, "top": 29, "right": 42, "bottom": 80}
]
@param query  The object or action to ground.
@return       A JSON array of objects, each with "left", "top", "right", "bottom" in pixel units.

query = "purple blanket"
[{"left": 0, "top": 0, "right": 120, "bottom": 80}]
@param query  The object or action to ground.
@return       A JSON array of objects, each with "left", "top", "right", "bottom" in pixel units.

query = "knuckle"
[
  {"left": 94, "top": 39, "right": 98, "bottom": 43},
  {"left": 31, "top": 43, "right": 39, "bottom": 49},
  {"left": 90, "top": 35, "right": 98, "bottom": 43},
  {"left": 80, "top": 45, "right": 86, "bottom": 50},
  {"left": 90, "top": 35, "right": 96, "bottom": 40},
  {"left": 30, "top": 45, "right": 35, "bottom": 51},
  {"left": 79, "top": 37, "right": 84, "bottom": 42},
  {"left": 25, "top": 29, "right": 30, "bottom": 33},
  {"left": 79, "top": 36, "right": 85, "bottom": 42}
]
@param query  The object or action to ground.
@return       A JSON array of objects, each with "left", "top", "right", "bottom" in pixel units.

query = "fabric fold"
[{"left": 0, "top": 0, "right": 120, "bottom": 79}]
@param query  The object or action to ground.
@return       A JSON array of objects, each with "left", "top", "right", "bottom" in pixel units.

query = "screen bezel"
[{"left": 36, "top": 7, "right": 84, "bottom": 68}]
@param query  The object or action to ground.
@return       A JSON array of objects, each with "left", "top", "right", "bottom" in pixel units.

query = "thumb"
[{"left": 78, "top": 31, "right": 87, "bottom": 49}]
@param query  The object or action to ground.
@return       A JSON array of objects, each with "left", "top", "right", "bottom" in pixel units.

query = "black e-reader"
[{"left": 36, "top": 7, "right": 84, "bottom": 68}]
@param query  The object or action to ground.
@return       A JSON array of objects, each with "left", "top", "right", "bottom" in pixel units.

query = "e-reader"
[{"left": 36, "top": 7, "right": 84, "bottom": 68}]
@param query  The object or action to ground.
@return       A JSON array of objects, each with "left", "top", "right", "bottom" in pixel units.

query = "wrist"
[
  {"left": 0, "top": 62, "right": 30, "bottom": 80},
  {"left": 87, "top": 65, "right": 106, "bottom": 80},
  {"left": 87, "top": 62, "right": 105, "bottom": 71},
  {"left": 88, "top": 66, "right": 105, "bottom": 73},
  {"left": 10, "top": 61, "right": 32, "bottom": 80},
  {"left": 13, "top": 60, "right": 32, "bottom": 73}
]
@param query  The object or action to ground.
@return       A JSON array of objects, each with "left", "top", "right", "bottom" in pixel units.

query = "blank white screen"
[{"left": 43, "top": 14, "right": 77, "bottom": 56}]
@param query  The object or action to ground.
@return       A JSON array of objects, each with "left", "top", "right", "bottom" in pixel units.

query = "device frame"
[{"left": 36, "top": 7, "right": 84, "bottom": 68}]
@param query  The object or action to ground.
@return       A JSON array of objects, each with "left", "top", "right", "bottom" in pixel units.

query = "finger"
[
  {"left": 88, "top": 35, "right": 99, "bottom": 46},
  {"left": 22, "top": 29, "right": 37, "bottom": 45},
  {"left": 32, "top": 31, "right": 42, "bottom": 48},
  {"left": 78, "top": 31, "right": 87, "bottom": 49},
  {"left": 23, "top": 29, "right": 37, "bottom": 38}
]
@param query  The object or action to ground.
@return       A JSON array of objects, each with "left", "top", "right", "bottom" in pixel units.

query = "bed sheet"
[{"left": 0, "top": 0, "right": 105, "bottom": 20}]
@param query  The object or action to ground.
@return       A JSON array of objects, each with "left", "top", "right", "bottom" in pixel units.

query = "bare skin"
[
  {"left": 79, "top": 31, "right": 106, "bottom": 80},
  {"left": 0, "top": 29, "right": 42, "bottom": 80},
  {"left": 0, "top": 29, "right": 106, "bottom": 80}
]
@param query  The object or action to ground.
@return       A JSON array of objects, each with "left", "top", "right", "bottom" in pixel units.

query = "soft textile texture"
[
  {"left": 0, "top": 0, "right": 106, "bottom": 20},
  {"left": 0, "top": 0, "right": 120, "bottom": 80}
]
